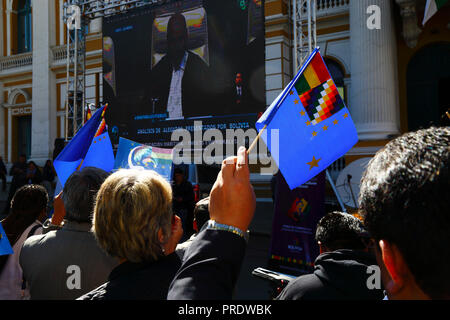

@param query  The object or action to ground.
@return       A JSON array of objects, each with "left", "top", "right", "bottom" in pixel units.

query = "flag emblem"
[
  {"left": 114, "top": 137, "right": 173, "bottom": 182},
  {"left": 300, "top": 79, "right": 345, "bottom": 125}
]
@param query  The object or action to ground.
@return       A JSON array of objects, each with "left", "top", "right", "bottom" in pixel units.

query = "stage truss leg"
[
  {"left": 64, "top": 1, "right": 86, "bottom": 141},
  {"left": 292, "top": 0, "right": 346, "bottom": 212}
]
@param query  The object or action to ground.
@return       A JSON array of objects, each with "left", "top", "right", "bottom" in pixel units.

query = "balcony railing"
[
  {"left": 317, "top": 0, "right": 350, "bottom": 13},
  {"left": 0, "top": 52, "right": 33, "bottom": 72},
  {"left": 52, "top": 45, "right": 67, "bottom": 62},
  {"left": 299, "top": 0, "right": 350, "bottom": 17}
]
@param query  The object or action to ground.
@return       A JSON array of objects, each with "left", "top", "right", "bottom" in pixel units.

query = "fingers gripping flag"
[{"left": 256, "top": 48, "right": 358, "bottom": 189}]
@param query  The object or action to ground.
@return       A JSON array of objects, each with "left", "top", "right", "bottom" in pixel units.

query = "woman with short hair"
[{"left": 79, "top": 169, "right": 183, "bottom": 300}]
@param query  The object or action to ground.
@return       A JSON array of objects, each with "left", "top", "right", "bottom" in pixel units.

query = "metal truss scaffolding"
[
  {"left": 62, "top": 0, "right": 162, "bottom": 141},
  {"left": 293, "top": 0, "right": 317, "bottom": 73}
]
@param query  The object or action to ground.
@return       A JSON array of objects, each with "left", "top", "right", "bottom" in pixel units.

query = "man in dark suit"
[{"left": 150, "top": 13, "right": 210, "bottom": 119}]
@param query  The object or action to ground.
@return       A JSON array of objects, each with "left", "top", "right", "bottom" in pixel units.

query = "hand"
[
  {"left": 51, "top": 191, "right": 66, "bottom": 226},
  {"left": 163, "top": 215, "right": 183, "bottom": 255},
  {"left": 209, "top": 146, "right": 256, "bottom": 232}
]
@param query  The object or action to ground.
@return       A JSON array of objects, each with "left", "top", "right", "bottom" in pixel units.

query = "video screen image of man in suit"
[{"left": 150, "top": 12, "right": 210, "bottom": 119}]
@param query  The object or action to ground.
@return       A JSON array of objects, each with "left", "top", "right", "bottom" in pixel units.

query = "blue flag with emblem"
[
  {"left": 256, "top": 48, "right": 358, "bottom": 189},
  {"left": 114, "top": 137, "right": 173, "bottom": 182},
  {"left": 0, "top": 222, "right": 13, "bottom": 256}
]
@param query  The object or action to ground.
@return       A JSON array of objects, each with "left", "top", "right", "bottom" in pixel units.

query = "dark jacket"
[
  {"left": 150, "top": 51, "right": 210, "bottom": 118},
  {"left": 26, "top": 167, "right": 42, "bottom": 185},
  {"left": 78, "top": 253, "right": 181, "bottom": 300},
  {"left": 172, "top": 180, "right": 195, "bottom": 214},
  {"left": 42, "top": 165, "right": 55, "bottom": 182},
  {"left": 276, "top": 249, "right": 384, "bottom": 300},
  {"left": 168, "top": 228, "right": 247, "bottom": 300}
]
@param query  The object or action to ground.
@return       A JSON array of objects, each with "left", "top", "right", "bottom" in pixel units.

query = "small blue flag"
[
  {"left": 79, "top": 132, "right": 115, "bottom": 172},
  {"left": 114, "top": 137, "right": 173, "bottom": 182},
  {"left": 53, "top": 105, "right": 110, "bottom": 187},
  {"left": 256, "top": 48, "right": 358, "bottom": 189},
  {"left": 0, "top": 222, "right": 13, "bottom": 256}
]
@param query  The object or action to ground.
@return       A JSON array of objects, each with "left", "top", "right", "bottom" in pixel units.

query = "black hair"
[
  {"left": 315, "top": 211, "right": 369, "bottom": 251},
  {"left": 62, "top": 167, "right": 109, "bottom": 223},
  {"left": 11, "top": 184, "right": 48, "bottom": 217},
  {"left": 359, "top": 126, "right": 450, "bottom": 299},
  {"left": 194, "top": 197, "right": 210, "bottom": 231}
]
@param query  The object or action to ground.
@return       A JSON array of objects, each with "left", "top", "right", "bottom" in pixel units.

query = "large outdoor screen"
[{"left": 103, "top": 0, "right": 266, "bottom": 151}]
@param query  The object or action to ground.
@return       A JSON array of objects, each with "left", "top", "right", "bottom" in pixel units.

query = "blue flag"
[
  {"left": 114, "top": 137, "right": 173, "bottom": 182},
  {"left": 256, "top": 48, "right": 358, "bottom": 189},
  {"left": 0, "top": 222, "right": 13, "bottom": 256},
  {"left": 53, "top": 106, "right": 111, "bottom": 187},
  {"left": 79, "top": 132, "right": 115, "bottom": 172}
]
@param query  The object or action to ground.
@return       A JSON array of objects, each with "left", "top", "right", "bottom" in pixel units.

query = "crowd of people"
[{"left": 0, "top": 126, "right": 448, "bottom": 300}]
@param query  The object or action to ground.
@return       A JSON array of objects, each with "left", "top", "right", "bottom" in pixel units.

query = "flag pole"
[{"left": 247, "top": 124, "right": 267, "bottom": 155}]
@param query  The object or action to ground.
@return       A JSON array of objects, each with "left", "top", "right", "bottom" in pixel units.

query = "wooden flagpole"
[{"left": 247, "top": 124, "right": 267, "bottom": 155}]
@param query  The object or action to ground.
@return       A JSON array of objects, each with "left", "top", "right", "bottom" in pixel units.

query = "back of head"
[
  {"left": 93, "top": 169, "right": 173, "bottom": 262},
  {"left": 359, "top": 126, "right": 450, "bottom": 299},
  {"left": 194, "top": 197, "right": 210, "bottom": 231},
  {"left": 315, "top": 211, "right": 369, "bottom": 251},
  {"left": 62, "top": 167, "right": 109, "bottom": 223},
  {"left": 3, "top": 184, "right": 48, "bottom": 240}
]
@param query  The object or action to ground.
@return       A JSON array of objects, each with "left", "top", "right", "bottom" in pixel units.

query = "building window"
[
  {"left": 18, "top": 0, "right": 32, "bottom": 54},
  {"left": 325, "top": 58, "right": 346, "bottom": 103}
]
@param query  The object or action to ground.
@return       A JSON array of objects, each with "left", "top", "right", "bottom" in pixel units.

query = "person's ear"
[
  {"left": 38, "top": 208, "right": 47, "bottom": 222},
  {"left": 158, "top": 228, "right": 165, "bottom": 244},
  {"left": 193, "top": 219, "right": 198, "bottom": 233},
  {"left": 379, "top": 240, "right": 407, "bottom": 296},
  {"left": 318, "top": 241, "right": 326, "bottom": 255}
]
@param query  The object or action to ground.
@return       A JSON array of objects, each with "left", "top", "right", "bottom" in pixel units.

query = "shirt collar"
[
  {"left": 62, "top": 221, "right": 92, "bottom": 232},
  {"left": 174, "top": 51, "right": 188, "bottom": 72}
]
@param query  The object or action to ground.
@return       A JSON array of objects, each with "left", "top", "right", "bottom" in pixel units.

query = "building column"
[
  {"left": 6, "top": 0, "right": 13, "bottom": 56},
  {"left": 0, "top": 83, "right": 4, "bottom": 159},
  {"left": 30, "top": 0, "right": 57, "bottom": 165},
  {"left": 7, "top": 107, "right": 12, "bottom": 163},
  {"left": 349, "top": 0, "right": 400, "bottom": 140}
]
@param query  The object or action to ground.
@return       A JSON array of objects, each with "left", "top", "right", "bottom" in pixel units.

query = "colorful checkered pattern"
[{"left": 299, "top": 79, "right": 344, "bottom": 125}]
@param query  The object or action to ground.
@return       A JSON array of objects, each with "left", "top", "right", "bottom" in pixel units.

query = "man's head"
[
  {"left": 359, "top": 127, "right": 450, "bottom": 300},
  {"left": 19, "top": 154, "right": 26, "bottom": 163},
  {"left": 62, "top": 167, "right": 109, "bottom": 223},
  {"left": 166, "top": 13, "right": 188, "bottom": 69},
  {"left": 28, "top": 161, "right": 37, "bottom": 171},
  {"left": 193, "top": 197, "right": 210, "bottom": 233},
  {"left": 315, "top": 211, "right": 369, "bottom": 254},
  {"left": 173, "top": 167, "right": 185, "bottom": 185}
]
